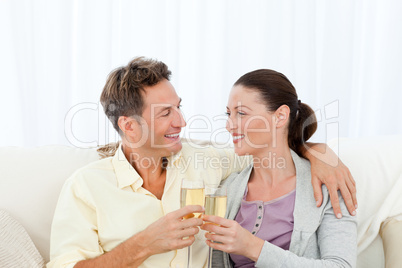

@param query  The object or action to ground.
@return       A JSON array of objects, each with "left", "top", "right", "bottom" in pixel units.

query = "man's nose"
[{"left": 172, "top": 108, "right": 186, "bottom": 128}]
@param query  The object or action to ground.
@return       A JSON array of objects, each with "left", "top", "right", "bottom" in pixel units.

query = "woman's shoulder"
[{"left": 222, "top": 164, "right": 253, "bottom": 186}]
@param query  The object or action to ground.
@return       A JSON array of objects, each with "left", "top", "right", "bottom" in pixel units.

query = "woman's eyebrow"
[{"left": 234, "top": 105, "right": 252, "bottom": 110}]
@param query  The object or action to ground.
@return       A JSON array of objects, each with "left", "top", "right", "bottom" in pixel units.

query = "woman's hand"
[{"left": 200, "top": 215, "right": 264, "bottom": 262}]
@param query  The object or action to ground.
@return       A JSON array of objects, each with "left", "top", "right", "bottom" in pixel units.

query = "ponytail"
[{"left": 288, "top": 102, "right": 317, "bottom": 156}]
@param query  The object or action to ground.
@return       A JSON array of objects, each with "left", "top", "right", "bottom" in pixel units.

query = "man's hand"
[
  {"left": 200, "top": 215, "right": 264, "bottom": 262},
  {"left": 303, "top": 142, "right": 357, "bottom": 218},
  {"left": 139, "top": 205, "right": 205, "bottom": 255},
  {"left": 75, "top": 205, "right": 204, "bottom": 268}
]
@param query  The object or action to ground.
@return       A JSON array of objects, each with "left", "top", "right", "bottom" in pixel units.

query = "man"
[{"left": 48, "top": 57, "right": 357, "bottom": 268}]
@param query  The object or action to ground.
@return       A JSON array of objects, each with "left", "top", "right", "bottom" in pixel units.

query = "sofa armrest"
[{"left": 380, "top": 216, "right": 402, "bottom": 268}]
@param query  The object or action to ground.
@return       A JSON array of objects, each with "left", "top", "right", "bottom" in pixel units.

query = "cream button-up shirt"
[{"left": 47, "top": 142, "right": 249, "bottom": 268}]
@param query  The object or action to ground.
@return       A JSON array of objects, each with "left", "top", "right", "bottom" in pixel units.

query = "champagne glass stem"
[
  {"left": 207, "top": 246, "right": 213, "bottom": 268},
  {"left": 187, "top": 246, "right": 192, "bottom": 268}
]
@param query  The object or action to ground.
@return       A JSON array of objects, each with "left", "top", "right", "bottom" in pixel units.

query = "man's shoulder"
[
  {"left": 181, "top": 140, "right": 234, "bottom": 156},
  {"left": 77, "top": 156, "right": 114, "bottom": 173},
  {"left": 67, "top": 157, "right": 115, "bottom": 185}
]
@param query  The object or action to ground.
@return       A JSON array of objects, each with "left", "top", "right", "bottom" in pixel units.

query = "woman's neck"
[{"left": 251, "top": 144, "right": 296, "bottom": 187}]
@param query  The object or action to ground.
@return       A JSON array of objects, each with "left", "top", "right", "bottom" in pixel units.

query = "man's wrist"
[{"left": 123, "top": 231, "right": 152, "bottom": 265}]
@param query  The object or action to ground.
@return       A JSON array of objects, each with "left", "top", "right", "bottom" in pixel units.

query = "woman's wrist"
[{"left": 245, "top": 235, "right": 265, "bottom": 262}]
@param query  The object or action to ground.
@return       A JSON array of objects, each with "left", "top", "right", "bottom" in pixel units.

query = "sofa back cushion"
[
  {"left": 329, "top": 135, "right": 402, "bottom": 268},
  {"left": 0, "top": 145, "right": 99, "bottom": 262}
]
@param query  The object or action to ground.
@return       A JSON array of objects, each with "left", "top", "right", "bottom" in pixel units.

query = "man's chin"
[
  {"left": 158, "top": 138, "right": 182, "bottom": 155},
  {"left": 168, "top": 140, "right": 183, "bottom": 154}
]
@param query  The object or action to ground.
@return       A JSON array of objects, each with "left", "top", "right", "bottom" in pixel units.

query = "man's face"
[{"left": 134, "top": 79, "right": 186, "bottom": 157}]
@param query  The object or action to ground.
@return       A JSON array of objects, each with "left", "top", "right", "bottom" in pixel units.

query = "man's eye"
[{"left": 163, "top": 110, "right": 171, "bottom": 116}]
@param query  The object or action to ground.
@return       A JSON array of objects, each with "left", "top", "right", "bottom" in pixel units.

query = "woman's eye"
[
  {"left": 177, "top": 105, "right": 182, "bottom": 109},
  {"left": 238, "top": 111, "right": 246, "bottom": 116},
  {"left": 225, "top": 112, "right": 230, "bottom": 116}
]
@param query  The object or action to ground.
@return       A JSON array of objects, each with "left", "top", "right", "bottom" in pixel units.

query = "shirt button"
[
  {"left": 259, "top": 206, "right": 262, "bottom": 209},
  {"left": 252, "top": 231, "right": 256, "bottom": 235},
  {"left": 256, "top": 224, "right": 259, "bottom": 227},
  {"left": 258, "top": 216, "right": 262, "bottom": 219}
]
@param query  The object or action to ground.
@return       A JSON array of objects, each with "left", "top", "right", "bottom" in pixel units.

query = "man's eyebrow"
[{"left": 156, "top": 98, "right": 182, "bottom": 114}]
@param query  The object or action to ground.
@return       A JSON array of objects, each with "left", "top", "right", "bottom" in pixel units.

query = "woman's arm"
[
  {"left": 256, "top": 195, "right": 357, "bottom": 267},
  {"left": 202, "top": 194, "right": 357, "bottom": 268}
]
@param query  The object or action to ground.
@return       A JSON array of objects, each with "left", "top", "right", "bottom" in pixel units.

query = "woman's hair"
[{"left": 234, "top": 69, "right": 317, "bottom": 156}]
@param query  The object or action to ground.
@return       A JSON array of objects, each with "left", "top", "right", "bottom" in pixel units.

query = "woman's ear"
[{"left": 275, "top": 105, "right": 290, "bottom": 128}]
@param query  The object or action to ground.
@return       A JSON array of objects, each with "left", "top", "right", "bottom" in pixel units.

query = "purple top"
[{"left": 229, "top": 187, "right": 296, "bottom": 268}]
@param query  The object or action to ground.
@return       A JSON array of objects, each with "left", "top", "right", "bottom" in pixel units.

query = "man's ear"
[
  {"left": 275, "top": 105, "right": 290, "bottom": 128},
  {"left": 118, "top": 116, "right": 136, "bottom": 136}
]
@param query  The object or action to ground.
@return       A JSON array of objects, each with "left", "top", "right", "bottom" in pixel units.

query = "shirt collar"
[
  {"left": 112, "top": 143, "right": 143, "bottom": 190},
  {"left": 165, "top": 149, "right": 183, "bottom": 169},
  {"left": 112, "top": 143, "right": 183, "bottom": 190}
]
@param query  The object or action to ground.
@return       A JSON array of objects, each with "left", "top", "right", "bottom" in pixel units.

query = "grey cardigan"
[{"left": 212, "top": 151, "right": 357, "bottom": 268}]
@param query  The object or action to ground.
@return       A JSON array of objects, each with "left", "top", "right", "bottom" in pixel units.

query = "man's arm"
[
  {"left": 74, "top": 205, "right": 204, "bottom": 268},
  {"left": 301, "top": 142, "right": 357, "bottom": 218},
  {"left": 74, "top": 232, "right": 150, "bottom": 268}
]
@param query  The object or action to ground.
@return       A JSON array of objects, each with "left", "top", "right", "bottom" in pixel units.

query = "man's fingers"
[
  {"left": 348, "top": 169, "right": 356, "bottom": 186},
  {"left": 178, "top": 235, "right": 196, "bottom": 248},
  {"left": 180, "top": 217, "right": 203, "bottom": 229},
  {"left": 347, "top": 170, "right": 358, "bottom": 209},
  {"left": 345, "top": 174, "right": 358, "bottom": 210},
  {"left": 174, "top": 205, "right": 204, "bottom": 219},
  {"left": 311, "top": 176, "right": 323, "bottom": 207},
  {"left": 328, "top": 186, "right": 342, "bottom": 218},
  {"left": 179, "top": 226, "right": 200, "bottom": 238},
  {"left": 339, "top": 182, "right": 356, "bottom": 216}
]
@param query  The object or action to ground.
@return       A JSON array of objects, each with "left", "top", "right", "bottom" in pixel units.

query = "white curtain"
[{"left": 1, "top": 0, "right": 401, "bottom": 147}]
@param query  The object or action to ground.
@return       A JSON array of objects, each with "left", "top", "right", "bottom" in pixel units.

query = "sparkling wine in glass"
[
  {"left": 180, "top": 178, "right": 205, "bottom": 267},
  {"left": 204, "top": 184, "right": 227, "bottom": 268}
]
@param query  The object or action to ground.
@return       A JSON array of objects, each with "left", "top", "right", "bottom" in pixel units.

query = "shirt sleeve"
[
  {"left": 47, "top": 174, "right": 104, "bottom": 268},
  {"left": 255, "top": 193, "right": 357, "bottom": 268}
]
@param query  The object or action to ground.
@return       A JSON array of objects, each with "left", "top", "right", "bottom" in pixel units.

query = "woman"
[{"left": 201, "top": 69, "right": 357, "bottom": 267}]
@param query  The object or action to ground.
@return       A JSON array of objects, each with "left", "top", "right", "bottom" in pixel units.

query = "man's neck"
[{"left": 122, "top": 144, "right": 167, "bottom": 199}]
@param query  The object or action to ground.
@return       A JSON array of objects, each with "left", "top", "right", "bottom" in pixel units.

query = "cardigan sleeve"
[{"left": 255, "top": 192, "right": 357, "bottom": 268}]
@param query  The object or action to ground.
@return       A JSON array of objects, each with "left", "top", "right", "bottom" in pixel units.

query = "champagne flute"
[
  {"left": 180, "top": 178, "right": 205, "bottom": 268},
  {"left": 204, "top": 184, "right": 227, "bottom": 268}
]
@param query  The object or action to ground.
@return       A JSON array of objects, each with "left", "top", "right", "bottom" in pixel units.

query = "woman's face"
[{"left": 226, "top": 85, "right": 276, "bottom": 156}]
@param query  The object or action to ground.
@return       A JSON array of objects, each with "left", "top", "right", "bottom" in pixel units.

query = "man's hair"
[{"left": 100, "top": 56, "right": 171, "bottom": 134}]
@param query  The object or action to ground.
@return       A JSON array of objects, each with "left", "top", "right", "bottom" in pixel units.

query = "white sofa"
[{"left": 0, "top": 136, "right": 401, "bottom": 267}]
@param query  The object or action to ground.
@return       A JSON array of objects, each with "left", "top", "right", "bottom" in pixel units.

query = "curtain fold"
[{"left": 1, "top": 0, "right": 401, "bottom": 147}]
